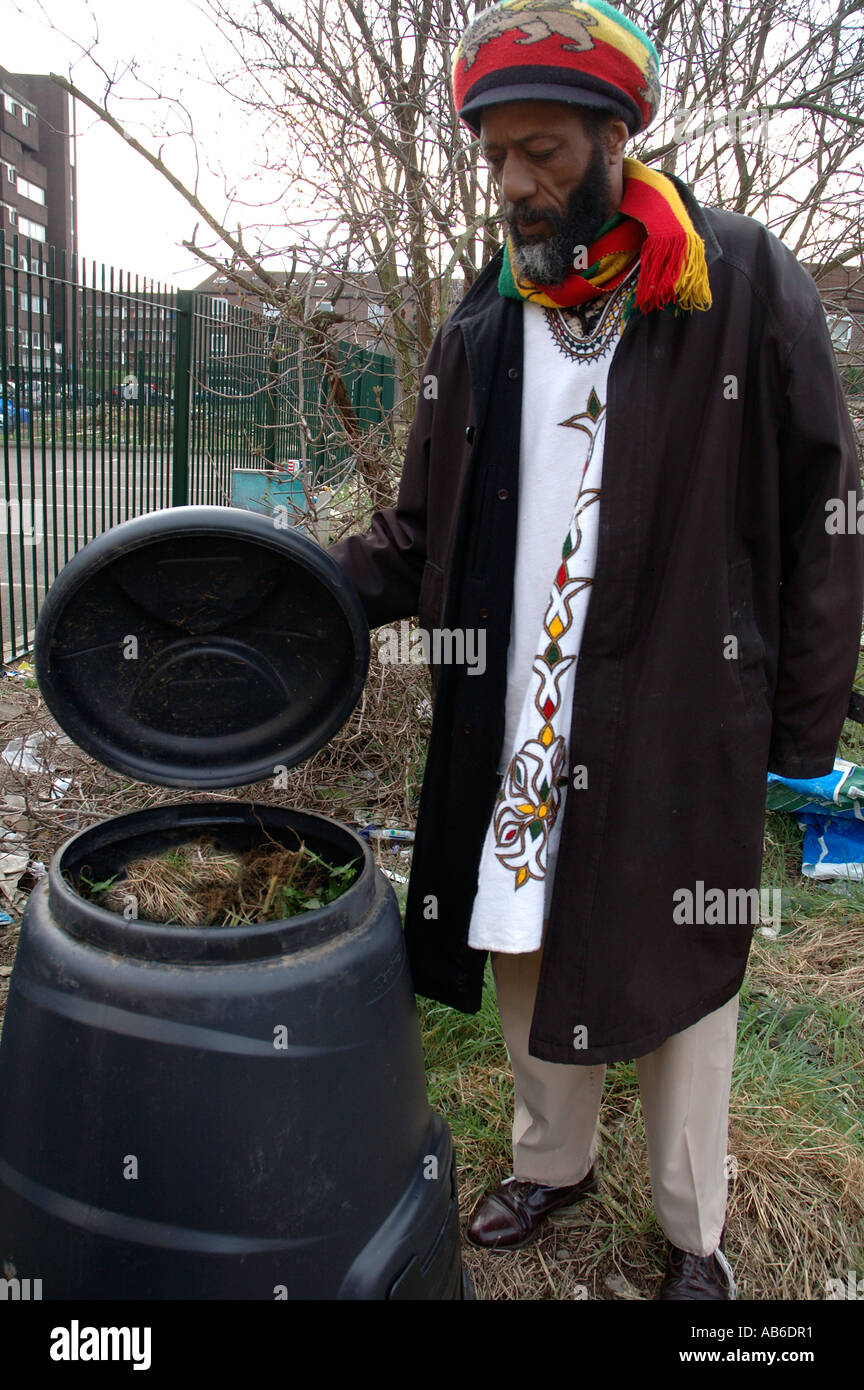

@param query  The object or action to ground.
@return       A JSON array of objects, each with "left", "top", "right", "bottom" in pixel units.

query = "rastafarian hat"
[{"left": 452, "top": 0, "right": 661, "bottom": 137}]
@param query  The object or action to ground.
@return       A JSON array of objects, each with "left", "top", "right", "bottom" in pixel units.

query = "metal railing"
[{"left": 0, "top": 234, "right": 395, "bottom": 660}]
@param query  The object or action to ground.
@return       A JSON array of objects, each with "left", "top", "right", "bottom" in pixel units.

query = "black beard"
[{"left": 504, "top": 139, "right": 612, "bottom": 285}]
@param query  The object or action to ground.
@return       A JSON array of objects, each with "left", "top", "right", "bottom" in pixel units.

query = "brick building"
[
  {"left": 193, "top": 264, "right": 415, "bottom": 353},
  {"left": 1, "top": 65, "right": 77, "bottom": 386}
]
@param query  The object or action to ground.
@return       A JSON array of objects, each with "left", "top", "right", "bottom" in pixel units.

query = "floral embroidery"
[{"left": 493, "top": 389, "right": 606, "bottom": 888}]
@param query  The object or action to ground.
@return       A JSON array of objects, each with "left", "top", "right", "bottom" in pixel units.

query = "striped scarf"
[{"left": 499, "top": 157, "right": 712, "bottom": 316}]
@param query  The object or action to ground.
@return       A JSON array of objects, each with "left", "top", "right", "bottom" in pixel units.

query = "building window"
[
  {"left": 826, "top": 310, "right": 854, "bottom": 352},
  {"left": 17, "top": 177, "right": 45, "bottom": 206},
  {"left": 367, "top": 302, "right": 388, "bottom": 326},
  {"left": 3, "top": 163, "right": 14, "bottom": 182},
  {"left": 211, "top": 297, "right": 229, "bottom": 321},
  {"left": 18, "top": 216, "right": 46, "bottom": 242},
  {"left": 317, "top": 300, "right": 333, "bottom": 313},
  {"left": 1, "top": 94, "right": 34, "bottom": 124}
]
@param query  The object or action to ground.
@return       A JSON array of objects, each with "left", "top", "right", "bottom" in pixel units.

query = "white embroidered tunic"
[{"left": 468, "top": 264, "right": 639, "bottom": 954}]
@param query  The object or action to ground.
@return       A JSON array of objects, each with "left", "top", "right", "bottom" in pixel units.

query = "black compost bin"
[{"left": 0, "top": 506, "right": 469, "bottom": 1300}]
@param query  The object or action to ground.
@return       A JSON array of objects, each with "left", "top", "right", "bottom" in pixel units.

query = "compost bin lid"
[{"left": 34, "top": 506, "right": 370, "bottom": 789}]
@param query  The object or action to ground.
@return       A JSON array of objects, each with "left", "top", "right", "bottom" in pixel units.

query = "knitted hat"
[{"left": 452, "top": 0, "right": 661, "bottom": 137}]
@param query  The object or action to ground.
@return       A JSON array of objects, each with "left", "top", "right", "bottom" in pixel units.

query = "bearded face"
[{"left": 503, "top": 131, "right": 612, "bottom": 285}]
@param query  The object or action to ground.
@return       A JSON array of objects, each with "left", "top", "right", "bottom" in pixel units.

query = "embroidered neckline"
[{"left": 540, "top": 263, "right": 640, "bottom": 365}]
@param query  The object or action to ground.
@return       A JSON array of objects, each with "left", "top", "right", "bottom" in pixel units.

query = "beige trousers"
[{"left": 491, "top": 939, "right": 739, "bottom": 1256}]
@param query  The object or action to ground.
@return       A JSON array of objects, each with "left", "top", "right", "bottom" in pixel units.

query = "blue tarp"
[{"left": 766, "top": 758, "right": 864, "bottom": 880}]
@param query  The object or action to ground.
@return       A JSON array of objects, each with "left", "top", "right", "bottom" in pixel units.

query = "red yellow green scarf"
[{"left": 499, "top": 157, "right": 712, "bottom": 316}]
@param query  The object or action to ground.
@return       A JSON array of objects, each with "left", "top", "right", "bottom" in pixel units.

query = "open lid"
[{"left": 34, "top": 506, "right": 370, "bottom": 789}]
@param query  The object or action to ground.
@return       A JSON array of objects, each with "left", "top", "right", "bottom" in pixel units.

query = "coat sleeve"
[
  {"left": 768, "top": 292, "right": 864, "bottom": 777},
  {"left": 328, "top": 328, "right": 443, "bottom": 630}
]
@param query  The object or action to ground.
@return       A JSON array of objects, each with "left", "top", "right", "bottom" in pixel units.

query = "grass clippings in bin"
[{"left": 73, "top": 832, "right": 360, "bottom": 927}]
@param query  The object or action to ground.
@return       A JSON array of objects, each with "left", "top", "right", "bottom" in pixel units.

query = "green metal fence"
[
  {"left": 180, "top": 293, "right": 395, "bottom": 506},
  {"left": 0, "top": 234, "right": 395, "bottom": 661}
]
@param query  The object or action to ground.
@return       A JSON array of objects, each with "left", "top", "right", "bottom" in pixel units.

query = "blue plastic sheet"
[{"left": 766, "top": 758, "right": 864, "bottom": 880}]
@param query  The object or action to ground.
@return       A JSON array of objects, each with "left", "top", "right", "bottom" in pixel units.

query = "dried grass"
[
  {"left": 755, "top": 906, "right": 864, "bottom": 1006},
  {"left": 79, "top": 834, "right": 357, "bottom": 926},
  {"left": 96, "top": 838, "right": 243, "bottom": 926}
]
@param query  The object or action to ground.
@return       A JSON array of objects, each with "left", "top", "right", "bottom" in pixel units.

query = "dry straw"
[{"left": 82, "top": 833, "right": 358, "bottom": 927}]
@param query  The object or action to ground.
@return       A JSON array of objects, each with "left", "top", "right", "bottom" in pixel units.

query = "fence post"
[
  {"left": 136, "top": 346, "right": 145, "bottom": 450},
  {"left": 264, "top": 330, "right": 279, "bottom": 468},
  {"left": 172, "top": 290, "right": 193, "bottom": 506}
]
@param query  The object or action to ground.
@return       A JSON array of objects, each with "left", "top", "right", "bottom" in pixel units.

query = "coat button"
[
  {"left": 479, "top": 608, "right": 489, "bottom": 619},
  {"left": 465, "top": 425, "right": 475, "bottom": 444},
  {"left": 497, "top": 488, "right": 509, "bottom": 500},
  {"left": 508, "top": 367, "right": 519, "bottom": 380}
]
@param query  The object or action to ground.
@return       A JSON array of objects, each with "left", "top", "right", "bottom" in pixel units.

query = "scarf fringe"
[
  {"left": 635, "top": 228, "right": 712, "bottom": 313},
  {"left": 675, "top": 229, "right": 713, "bottom": 312}
]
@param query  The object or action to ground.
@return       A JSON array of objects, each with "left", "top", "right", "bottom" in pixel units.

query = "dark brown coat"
[{"left": 329, "top": 175, "right": 864, "bottom": 1064}]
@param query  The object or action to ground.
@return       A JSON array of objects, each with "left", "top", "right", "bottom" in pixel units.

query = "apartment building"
[
  {"left": 1, "top": 65, "right": 76, "bottom": 262},
  {"left": 1, "top": 64, "right": 77, "bottom": 384}
]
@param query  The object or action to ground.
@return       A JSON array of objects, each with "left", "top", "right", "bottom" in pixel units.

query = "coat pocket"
[
  {"left": 727, "top": 558, "right": 769, "bottom": 719},
  {"left": 418, "top": 560, "right": 445, "bottom": 633}
]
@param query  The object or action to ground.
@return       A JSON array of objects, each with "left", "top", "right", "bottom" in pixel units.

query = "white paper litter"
[{"left": 2, "top": 734, "right": 72, "bottom": 799}]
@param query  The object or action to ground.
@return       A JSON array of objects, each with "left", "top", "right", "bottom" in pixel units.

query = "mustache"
[{"left": 502, "top": 202, "right": 563, "bottom": 230}]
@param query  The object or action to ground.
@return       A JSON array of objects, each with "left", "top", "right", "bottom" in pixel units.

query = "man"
[{"left": 329, "top": 0, "right": 864, "bottom": 1300}]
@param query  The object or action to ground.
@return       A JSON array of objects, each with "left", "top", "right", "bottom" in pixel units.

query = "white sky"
[{"left": 5, "top": 0, "right": 284, "bottom": 287}]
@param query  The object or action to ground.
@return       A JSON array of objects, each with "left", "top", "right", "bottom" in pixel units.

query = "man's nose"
[{"left": 498, "top": 153, "right": 538, "bottom": 205}]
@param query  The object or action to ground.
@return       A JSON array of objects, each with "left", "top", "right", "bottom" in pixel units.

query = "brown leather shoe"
[
  {"left": 659, "top": 1227, "right": 736, "bottom": 1300},
  {"left": 466, "top": 1165, "right": 599, "bottom": 1252}
]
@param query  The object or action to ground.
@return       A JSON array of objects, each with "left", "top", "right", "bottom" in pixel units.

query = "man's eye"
[{"left": 484, "top": 150, "right": 556, "bottom": 168}]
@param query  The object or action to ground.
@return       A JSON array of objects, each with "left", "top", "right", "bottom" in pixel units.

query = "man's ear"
[{"left": 604, "top": 118, "right": 630, "bottom": 164}]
